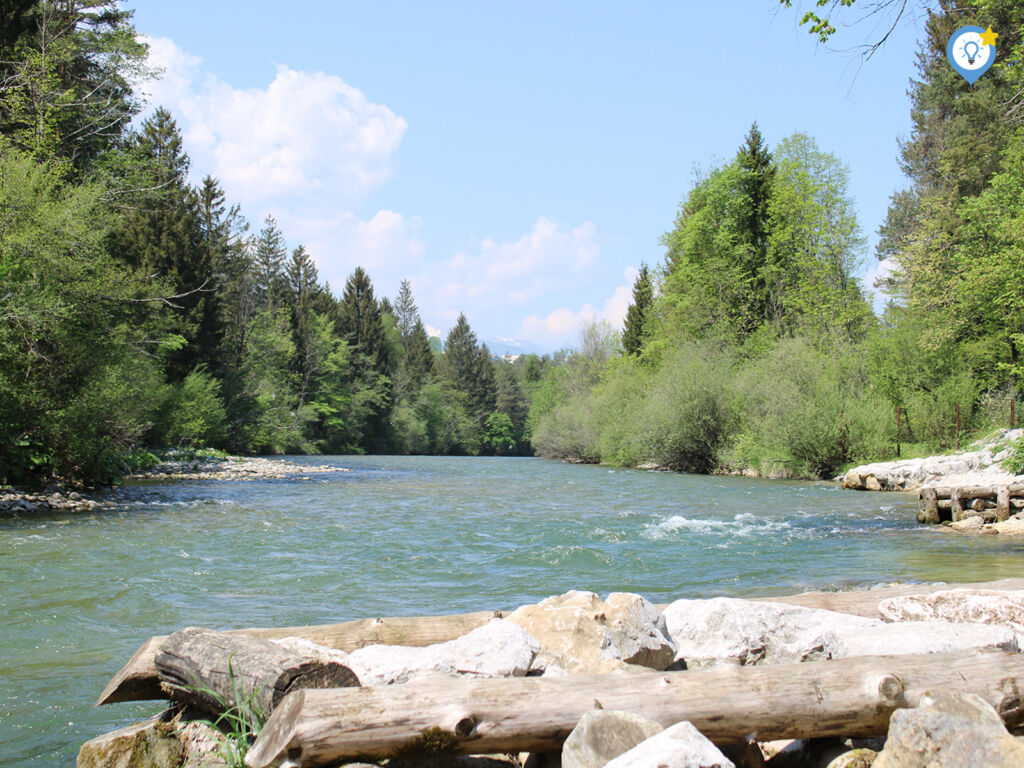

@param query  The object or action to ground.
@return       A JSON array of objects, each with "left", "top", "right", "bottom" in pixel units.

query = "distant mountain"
[{"left": 482, "top": 335, "right": 546, "bottom": 358}]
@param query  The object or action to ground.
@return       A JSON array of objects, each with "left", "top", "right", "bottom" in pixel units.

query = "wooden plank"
[
  {"left": 244, "top": 650, "right": 1024, "bottom": 768},
  {"left": 98, "top": 579, "right": 1024, "bottom": 707}
]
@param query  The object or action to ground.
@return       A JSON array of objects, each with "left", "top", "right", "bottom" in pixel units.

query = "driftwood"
[
  {"left": 99, "top": 611, "right": 498, "bottom": 705},
  {"left": 98, "top": 579, "right": 1024, "bottom": 706},
  {"left": 244, "top": 649, "right": 1024, "bottom": 768},
  {"left": 920, "top": 484, "right": 1024, "bottom": 524},
  {"left": 154, "top": 628, "right": 357, "bottom": 722}
]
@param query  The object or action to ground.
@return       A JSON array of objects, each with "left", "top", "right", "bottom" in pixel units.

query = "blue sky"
[{"left": 130, "top": 1, "right": 925, "bottom": 350}]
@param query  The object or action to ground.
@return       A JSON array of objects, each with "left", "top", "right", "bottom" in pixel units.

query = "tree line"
[
  {"left": 530, "top": 0, "right": 1024, "bottom": 478},
  {"left": 0, "top": 1, "right": 537, "bottom": 487}
]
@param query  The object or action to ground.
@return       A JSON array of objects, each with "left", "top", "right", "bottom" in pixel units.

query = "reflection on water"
[{"left": 1, "top": 455, "right": 1021, "bottom": 766}]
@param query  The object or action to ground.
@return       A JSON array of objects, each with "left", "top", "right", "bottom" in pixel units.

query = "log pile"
[
  {"left": 80, "top": 579, "right": 1024, "bottom": 768},
  {"left": 917, "top": 483, "right": 1024, "bottom": 524}
]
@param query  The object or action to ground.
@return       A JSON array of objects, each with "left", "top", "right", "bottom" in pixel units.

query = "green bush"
[
  {"left": 153, "top": 365, "right": 228, "bottom": 449},
  {"left": 633, "top": 343, "right": 737, "bottom": 473}
]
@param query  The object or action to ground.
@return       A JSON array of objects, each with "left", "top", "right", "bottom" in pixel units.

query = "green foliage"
[
  {"left": 1004, "top": 436, "right": 1024, "bottom": 475},
  {"left": 154, "top": 365, "right": 228, "bottom": 448},
  {"left": 482, "top": 411, "right": 516, "bottom": 455},
  {"left": 187, "top": 657, "right": 267, "bottom": 768}
]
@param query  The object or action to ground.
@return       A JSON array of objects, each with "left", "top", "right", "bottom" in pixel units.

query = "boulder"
[
  {"left": 77, "top": 711, "right": 229, "bottom": 768},
  {"left": 842, "top": 471, "right": 865, "bottom": 490},
  {"left": 507, "top": 591, "right": 676, "bottom": 674},
  {"left": 342, "top": 619, "right": 539, "bottom": 686},
  {"left": 824, "top": 750, "right": 877, "bottom": 768},
  {"left": 759, "top": 738, "right": 849, "bottom": 767},
  {"left": 601, "top": 721, "right": 736, "bottom": 768},
  {"left": 873, "top": 689, "right": 1024, "bottom": 767},
  {"left": 877, "top": 588, "right": 1024, "bottom": 647},
  {"left": 561, "top": 710, "right": 663, "bottom": 768},
  {"left": 77, "top": 717, "right": 183, "bottom": 768},
  {"left": 988, "top": 517, "right": 1024, "bottom": 535},
  {"left": 661, "top": 598, "right": 878, "bottom": 668},
  {"left": 823, "top": 620, "right": 1017, "bottom": 658},
  {"left": 864, "top": 475, "right": 884, "bottom": 492},
  {"left": 948, "top": 515, "right": 984, "bottom": 532}
]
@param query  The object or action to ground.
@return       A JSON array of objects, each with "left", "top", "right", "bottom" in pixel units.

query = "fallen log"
[
  {"left": 98, "top": 579, "right": 1024, "bottom": 706},
  {"left": 244, "top": 649, "right": 1024, "bottom": 768},
  {"left": 99, "top": 610, "right": 497, "bottom": 705},
  {"left": 154, "top": 628, "right": 358, "bottom": 723}
]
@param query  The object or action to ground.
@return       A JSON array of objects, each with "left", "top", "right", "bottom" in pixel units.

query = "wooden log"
[
  {"left": 951, "top": 487, "right": 966, "bottom": 522},
  {"left": 997, "top": 487, "right": 1012, "bottom": 522},
  {"left": 918, "top": 486, "right": 939, "bottom": 525},
  {"left": 1012, "top": 498, "right": 1024, "bottom": 510},
  {"left": 959, "top": 486, "right": 999, "bottom": 500},
  {"left": 154, "top": 628, "right": 358, "bottom": 723},
  {"left": 98, "top": 579, "right": 1024, "bottom": 707},
  {"left": 99, "top": 610, "right": 499, "bottom": 705},
  {"left": 245, "top": 650, "right": 1024, "bottom": 768},
  {"left": 937, "top": 499, "right": 952, "bottom": 513},
  {"left": 1008, "top": 482, "right": 1024, "bottom": 494}
]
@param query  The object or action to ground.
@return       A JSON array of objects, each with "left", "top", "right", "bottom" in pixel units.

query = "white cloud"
[
  {"left": 518, "top": 279, "right": 634, "bottom": 350},
  {"left": 143, "top": 36, "right": 406, "bottom": 206}
]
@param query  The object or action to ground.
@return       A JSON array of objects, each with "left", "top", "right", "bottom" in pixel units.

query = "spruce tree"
[
  {"left": 736, "top": 122, "right": 776, "bottom": 323},
  {"left": 622, "top": 263, "right": 652, "bottom": 356},
  {"left": 253, "top": 216, "right": 287, "bottom": 311},
  {"left": 337, "top": 266, "right": 389, "bottom": 374},
  {"left": 405, "top": 319, "right": 436, "bottom": 389}
]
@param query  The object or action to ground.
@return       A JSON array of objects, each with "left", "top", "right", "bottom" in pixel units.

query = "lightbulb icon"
[{"left": 964, "top": 40, "right": 979, "bottom": 64}]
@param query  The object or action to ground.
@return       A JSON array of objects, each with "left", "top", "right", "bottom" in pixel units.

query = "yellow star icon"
[{"left": 980, "top": 26, "right": 999, "bottom": 46}]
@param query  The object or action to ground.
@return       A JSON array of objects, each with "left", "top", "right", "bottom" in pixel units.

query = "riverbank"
[
  {"left": 126, "top": 454, "right": 352, "bottom": 481},
  {"left": 0, "top": 454, "right": 350, "bottom": 515},
  {"left": 82, "top": 580, "right": 1024, "bottom": 768},
  {"left": 841, "top": 428, "right": 1024, "bottom": 492}
]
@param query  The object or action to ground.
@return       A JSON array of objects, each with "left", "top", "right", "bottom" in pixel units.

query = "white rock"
[
  {"left": 345, "top": 619, "right": 539, "bottom": 686},
  {"left": 823, "top": 620, "right": 1017, "bottom": 659},
  {"left": 661, "top": 598, "right": 879, "bottom": 668},
  {"left": 271, "top": 636, "right": 350, "bottom": 665},
  {"left": 561, "top": 710, "right": 663, "bottom": 768},
  {"left": 602, "top": 722, "right": 735, "bottom": 768},
  {"left": 507, "top": 590, "right": 676, "bottom": 674},
  {"left": 879, "top": 588, "right": 1024, "bottom": 648}
]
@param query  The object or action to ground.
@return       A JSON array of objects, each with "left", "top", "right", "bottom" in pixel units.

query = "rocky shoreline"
[
  {"left": 80, "top": 583, "right": 1024, "bottom": 768},
  {"left": 0, "top": 455, "right": 350, "bottom": 516},
  {"left": 126, "top": 454, "right": 352, "bottom": 482}
]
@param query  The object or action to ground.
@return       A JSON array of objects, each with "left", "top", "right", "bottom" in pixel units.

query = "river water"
[{"left": 3, "top": 455, "right": 1023, "bottom": 766}]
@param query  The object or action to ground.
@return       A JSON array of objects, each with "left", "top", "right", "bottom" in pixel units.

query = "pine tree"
[
  {"left": 253, "top": 216, "right": 287, "bottom": 311},
  {"left": 337, "top": 266, "right": 389, "bottom": 374},
  {"left": 393, "top": 279, "right": 419, "bottom": 337},
  {"left": 622, "top": 263, "right": 652, "bottom": 356},
  {"left": 736, "top": 122, "right": 777, "bottom": 322},
  {"left": 405, "top": 319, "right": 435, "bottom": 389}
]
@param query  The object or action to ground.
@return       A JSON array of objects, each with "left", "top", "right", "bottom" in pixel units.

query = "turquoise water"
[{"left": 3, "top": 455, "right": 1023, "bottom": 766}]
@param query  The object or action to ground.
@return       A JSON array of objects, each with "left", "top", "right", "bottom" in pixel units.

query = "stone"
[
  {"left": 343, "top": 619, "right": 539, "bottom": 686},
  {"left": 760, "top": 738, "right": 848, "bottom": 768},
  {"left": 824, "top": 750, "right": 877, "bottom": 768},
  {"left": 507, "top": 590, "right": 676, "bottom": 674},
  {"left": 878, "top": 588, "right": 1024, "bottom": 647},
  {"left": 842, "top": 471, "right": 865, "bottom": 490},
  {"left": 661, "top": 598, "right": 878, "bottom": 669},
  {"left": 561, "top": 710, "right": 663, "bottom": 768},
  {"left": 77, "top": 716, "right": 183, "bottom": 768},
  {"left": 822, "top": 620, "right": 1017, "bottom": 658},
  {"left": 601, "top": 721, "right": 736, "bottom": 768},
  {"left": 987, "top": 517, "right": 1024, "bottom": 536},
  {"left": 865, "top": 475, "right": 884, "bottom": 492},
  {"left": 949, "top": 515, "right": 984, "bottom": 532},
  {"left": 872, "top": 689, "right": 1024, "bottom": 768}
]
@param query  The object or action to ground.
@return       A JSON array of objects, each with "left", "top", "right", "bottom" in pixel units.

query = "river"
[{"left": 3, "top": 455, "right": 1023, "bottom": 766}]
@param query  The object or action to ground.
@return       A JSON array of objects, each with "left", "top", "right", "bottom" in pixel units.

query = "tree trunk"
[
  {"left": 245, "top": 650, "right": 1024, "bottom": 768},
  {"left": 99, "top": 610, "right": 498, "bottom": 705},
  {"left": 153, "top": 628, "right": 357, "bottom": 723}
]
